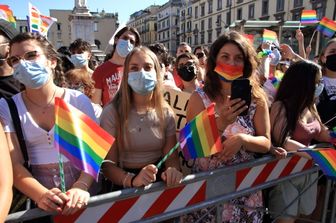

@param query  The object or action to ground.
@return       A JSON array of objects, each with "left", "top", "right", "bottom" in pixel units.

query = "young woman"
[
  {"left": 269, "top": 60, "right": 332, "bottom": 223},
  {"left": 91, "top": 27, "right": 141, "bottom": 106},
  {"left": 175, "top": 53, "right": 202, "bottom": 93},
  {"left": 193, "top": 46, "right": 209, "bottom": 82},
  {"left": 0, "top": 121, "right": 12, "bottom": 221},
  {"left": 185, "top": 31, "right": 270, "bottom": 222},
  {"left": 0, "top": 33, "right": 96, "bottom": 215},
  {"left": 101, "top": 46, "right": 183, "bottom": 189}
]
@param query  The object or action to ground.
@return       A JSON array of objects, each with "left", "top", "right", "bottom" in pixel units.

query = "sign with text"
[{"left": 163, "top": 89, "right": 191, "bottom": 132}]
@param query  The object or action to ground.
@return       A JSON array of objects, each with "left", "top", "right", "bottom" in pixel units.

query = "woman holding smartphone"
[{"left": 185, "top": 31, "right": 270, "bottom": 222}]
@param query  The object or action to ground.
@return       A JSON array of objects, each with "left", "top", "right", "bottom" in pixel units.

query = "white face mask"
[
  {"left": 116, "top": 39, "right": 134, "bottom": 58},
  {"left": 314, "top": 82, "right": 324, "bottom": 98}
]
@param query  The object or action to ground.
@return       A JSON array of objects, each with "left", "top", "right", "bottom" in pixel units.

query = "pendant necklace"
[{"left": 25, "top": 87, "right": 57, "bottom": 114}]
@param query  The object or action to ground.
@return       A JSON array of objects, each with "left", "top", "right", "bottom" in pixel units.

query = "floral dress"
[{"left": 182, "top": 88, "right": 263, "bottom": 223}]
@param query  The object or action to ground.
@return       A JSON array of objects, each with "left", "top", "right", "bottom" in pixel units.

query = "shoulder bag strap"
[{"left": 5, "top": 97, "right": 31, "bottom": 171}]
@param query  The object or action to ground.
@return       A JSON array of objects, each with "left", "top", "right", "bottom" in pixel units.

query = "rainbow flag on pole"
[
  {"left": 304, "top": 148, "right": 336, "bottom": 179},
  {"left": 263, "top": 29, "right": 277, "bottom": 43},
  {"left": 179, "top": 103, "right": 222, "bottom": 160},
  {"left": 28, "top": 3, "right": 57, "bottom": 36},
  {"left": 316, "top": 17, "right": 336, "bottom": 38},
  {"left": 300, "top": 10, "right": 318, "bottom": 24},
  {"left": 54, "top": 97, "right": 115, "bottom": 180},
  {"left": 0, "top": 5, "right": 16, "bottom": 27}
]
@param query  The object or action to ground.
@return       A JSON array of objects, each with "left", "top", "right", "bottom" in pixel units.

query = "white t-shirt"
[{"left": 0, "top": 89, "right": 96, "bottom": 165}]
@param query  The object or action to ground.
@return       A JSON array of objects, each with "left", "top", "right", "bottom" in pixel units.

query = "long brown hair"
[
  {"left": 204, "top": 31, "right": 265, "bottom": 104},
  {"left": 112, "top": 46, "right": 171, "bottom": 150}
]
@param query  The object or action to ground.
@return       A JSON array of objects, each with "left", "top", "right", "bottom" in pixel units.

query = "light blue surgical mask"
[
  {"left": 128, "top": 69, "right": 157, "bottom": 95},
  {"left": 116, "top": 39, "right": 134, "bottom": 58},
  {"left": 13, "top": 60, "right": 50, "bottom": 89},
  {"left": 315, "top": 82, "right": 324, "bottom": 98},
  {"left": 70, "top": 54, "right": 88, "bottom": 68}
]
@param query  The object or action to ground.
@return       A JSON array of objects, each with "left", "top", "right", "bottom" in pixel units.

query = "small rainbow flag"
[
  {"left": 300, "top": 10, "right": 318, "bottom": 24},
  {"left": 28, "top": 3, "right": 41, "bottom": 33},
  {"left": 316, "top": 17, "right": 336, "bottom": 38},
  {"left": 40, "top": 14, "right": 57, "bottom": 36},
  {"left": 263, "top": 29, "right": 277, "bottom": 43},
  {"left": 304, "top": 148, "right": 336, "bottom": 179},
  {"left": 269, "top": 76, "right": 280, "bottom": 89},
  {"left": 179, "top": 103, "right": 222, "bottom": 160},
  {"left": 54, "top": 97, "right": 115, "bottom": 180},
  {"left": 0, "top": 5, "right": 16, "bottom": 28}
]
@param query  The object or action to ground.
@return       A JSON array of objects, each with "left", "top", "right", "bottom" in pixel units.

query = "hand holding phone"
[{"left": 231, "top": 78, "right": 252, "bottom": 116}]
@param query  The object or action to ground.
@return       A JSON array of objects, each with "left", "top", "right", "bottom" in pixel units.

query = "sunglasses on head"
[
  {"left": 7, "top": 51, "right": 43, "bottom": 67},
  {"left": 196, "top": 52, "right": 205, "bottom": 59}
]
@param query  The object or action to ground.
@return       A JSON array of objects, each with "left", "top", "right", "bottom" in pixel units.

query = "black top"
[{"left": 0, "top": 75, "right": 22, "bottom": 99}]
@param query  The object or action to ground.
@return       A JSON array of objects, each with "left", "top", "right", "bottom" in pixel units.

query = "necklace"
[{"left": 25, "top": 87, "right": 57, "bottom": 114}]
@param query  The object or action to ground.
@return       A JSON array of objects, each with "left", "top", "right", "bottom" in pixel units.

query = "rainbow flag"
[
  {"left": 28, "top": 3, "right": 41, "bottom": 33},
  {"left": 243, "top": 34, "right": 254, "bottom": 45},
  {"left": 54, "top": 97, "right": 115, "bottom": 180},
  {"left": 40, "top": 14, "right": 57, "bottom": 36},
  {"left": 300, "top": 10, "right": 318, "bottom": 24},
  {"left": 263, "top": 29, "right": 277, "bottom": 43},
  {"left": 0, "top": 5, "right": 16, "bottom": 27},
  {"left": 304, "top": 148, "right": 336, "bottom": 179},
  {"left": 269, "top": 76, "right": 280, "bottom": 89},
  {"left": 316, "top": 17, "right": 336, "bottom": 38},
  {"left": 179, "top": 103, "right": 222, "bottom": 160}
]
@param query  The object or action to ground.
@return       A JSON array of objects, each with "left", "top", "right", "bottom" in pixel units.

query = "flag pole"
[
  {"left": 58, "top": 152, "right": 66, "bottom": 192},
  {"left": 309, "top": 29, "right": 317, "bottom": 47},
  {"left": 157, "top": 142, "right": 180, "bottom": 169}
]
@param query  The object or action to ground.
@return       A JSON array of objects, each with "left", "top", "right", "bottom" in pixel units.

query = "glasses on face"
[
  {"left": 196, "top": 52, "right": 205, "bottom": 59},
  {"left": 178, "top": 61, "right": 194, "bottom": 69},
  {"left": 7, "top": 51, "right": 43, "bottom": 67}
]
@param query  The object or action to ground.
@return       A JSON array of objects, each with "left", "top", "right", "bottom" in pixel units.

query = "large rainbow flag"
[
  {"left": 304, "top": 148, "right": 336, "bottom": 179},
  {"left": 263, "top": 29, "right": 277, "bottom": 43},
  {"left": 316, "top": 17, "right": 336, "bottom": 38},
  {"left": 300, "top": 10, "right": 318, "bottom": 24},
  {"left": 179, "top": 103, "right": 222, "bottom": 160},
  {"left": 54, "top": 97, "right": 115, "bottom": 180},
  {"left": 0, "top": 5, "right": 16, "bottom": 27}
]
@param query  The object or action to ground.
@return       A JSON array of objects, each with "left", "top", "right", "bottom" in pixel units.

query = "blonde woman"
[{"left": 101, "top": 46, "right": 183, "bottom": 189}]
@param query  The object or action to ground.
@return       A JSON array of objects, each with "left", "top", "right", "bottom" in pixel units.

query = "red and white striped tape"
[
  {"left": 54, "top": 180, "right": 206, "bottom": 223},
  {"left": 236, "top": 156, "right": 313, "bottom": 191}
]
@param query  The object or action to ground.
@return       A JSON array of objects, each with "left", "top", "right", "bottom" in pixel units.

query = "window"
[
  {"left": 262, "top": 0, "right": 269, "bottom": 16},
  {"left": 226, "top": 0, "right": 232, "bottom": 7},
  {"left": 195, "top": 6, "right": 199, "bottom": 18},
  {"left": 208, "top": 30, "right": 212, "bottom": 43},
  {"left": 57, "top": 23, "right": 61, "bottom": 31},
  {"left": 167, "top": 31, "right": 170, "bottom": 38},
  {"left": 201, "top": 32, "right": 205, "bottom": 44},
  {"left": 201, "top": 20, "right": 205, "bottom": 31},
  {"left": 237, "top": 8, "right": 242, "bottom": 20},
  {"left": 226, "top": 11, "right": 231, "bottom": 25},
  {"left": 188, "top": 36, "right": 192, "bottom": 45},
  {"left": 188, "top": 7, "right": 192, "bottom": 16},
  {"left": 237, "top": 0, "right": 243, "bottom": 3},
  {"left": 217, "top": 14, "right": 222, "bottom": 26},
  {"left": 163, "top": 32, "right": 165, "bottom": 39},
  {"left": 167, "top": 19, "right": 170, "bottom": 27},
  {"left": 194, "top": 34, "right": 198, "bottom": 45},
  {"left": 292, "top": 11, "right": 300, "bottom": 20},
  {"left": 208, "top": 17, "right": 212, "bottom": 29},
  {"left": 316, "top": 7, "right": 323, "bottom": 20},
  {"left": 208, "top": 0, "right": 213, "bottom": 13},
  {"left": 201, "top": 3, "right": 205, "bottom": 16},
  {"left": 217, "top": 0, "right": 222, "bottom": 10},
  {"left": 276, "top": 0, "right": 284, "bottom": 12},
  {"left": 94, "top": 22, "right": 98, "bottom": 32},
  {"left": 294, "top": 0, "right": 303, "bottom": 8},
  {"left": 248, "top": 4, "right": 254, "bottom": 19},
  {"left": 217, "top": 28, "right": 221, "bottom": 37}
]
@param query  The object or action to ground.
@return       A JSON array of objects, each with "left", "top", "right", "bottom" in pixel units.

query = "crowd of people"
[{"left": 0, "top": 17, "right": 336, "bottom": 223}]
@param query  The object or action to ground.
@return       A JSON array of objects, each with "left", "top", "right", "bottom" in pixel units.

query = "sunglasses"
[
  {"left": 196, "top": 52, "right": 205, "bottom": 59},
  {"left": 7, "top": 51, "right": 43, "bottom": 67}
]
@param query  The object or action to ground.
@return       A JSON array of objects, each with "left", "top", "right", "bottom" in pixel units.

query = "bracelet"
[
  {"left": 122, "top": 172, "right": 135, "bottom": 188},
  {"left": 73, "top": 180, "right": 89, "bottom": 190},
  {"left": 130, "top": 174, "right": 137, "bottom": 187}
]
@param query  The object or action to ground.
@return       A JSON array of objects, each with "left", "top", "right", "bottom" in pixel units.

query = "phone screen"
[{"left": 231, "top": 78, "right": 252, "bottom": 116}]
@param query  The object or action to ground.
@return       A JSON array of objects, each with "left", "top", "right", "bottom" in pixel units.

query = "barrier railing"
[{"left": 5, "top": 154, "right": 320, "bottom": 223}]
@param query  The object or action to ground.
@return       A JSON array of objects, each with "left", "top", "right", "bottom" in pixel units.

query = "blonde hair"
[{"left": 112, "top": 46, "right": 172, "bottom": 149}]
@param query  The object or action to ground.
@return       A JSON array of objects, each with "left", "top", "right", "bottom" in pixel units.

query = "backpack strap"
[{"left": 5, "top": 97, "right": 31, "bottom": 171}]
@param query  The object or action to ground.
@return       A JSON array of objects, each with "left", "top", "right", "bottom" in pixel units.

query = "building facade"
[
  {"left": 178, "top": 0, "right": 335, "bottom": 48},
  {"left": 127, "top": 5, "right": 160, "bottom": 46},
  {"left": 156, "top": 0, "right": 182, "bottom": 55},
  {"left": 49, "top": 9, "right": 118, "bottom": 51}
]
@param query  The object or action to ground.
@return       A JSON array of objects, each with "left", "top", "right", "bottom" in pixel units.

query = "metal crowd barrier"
[{"left": 6, "top": 154, "right": 330, "bottom": 223}]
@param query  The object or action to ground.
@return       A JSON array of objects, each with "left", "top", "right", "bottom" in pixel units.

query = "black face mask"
[
  {"left": 177, "top": 64, "right": 196, "bottom": 82},
  {"left": 326, "top": 54, "right": 336, "bottom": 72}
]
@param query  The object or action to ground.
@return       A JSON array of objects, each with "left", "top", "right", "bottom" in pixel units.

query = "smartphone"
[{"left": 231, "top": 78, "right": 252, "bottom": 116}]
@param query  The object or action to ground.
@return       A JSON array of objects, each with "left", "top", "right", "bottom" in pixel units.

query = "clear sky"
[{"left": 1, "top": 0, "right": 168, "bottom": 23}]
